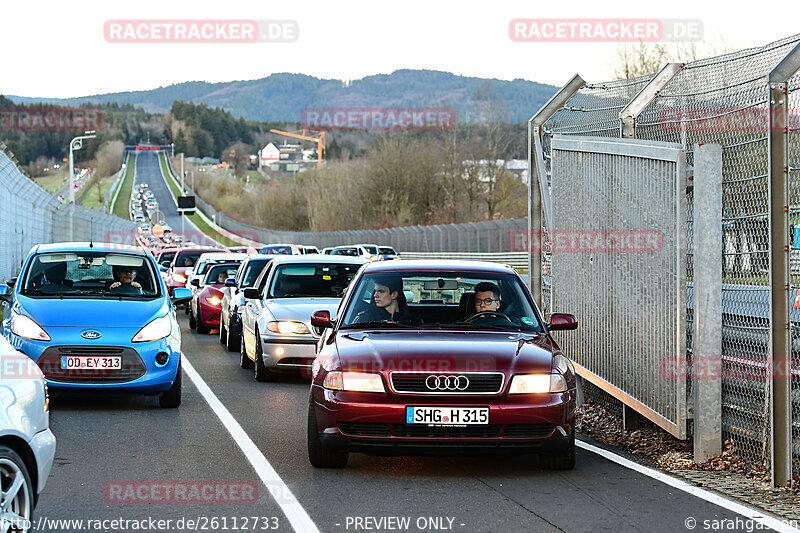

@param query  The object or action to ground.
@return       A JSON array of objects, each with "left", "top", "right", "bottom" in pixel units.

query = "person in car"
[
  {"left": 354, "top": 276, "right": 420, "bottom": 325},
  {"left": 109, "top": 266, "right": 142, "bottom": 290},
  {"left": 216, "top": 271, "right": 228, "bottom": 284},
  {"left": 474, "top": 281, "right": 501, "bottom": 313}
]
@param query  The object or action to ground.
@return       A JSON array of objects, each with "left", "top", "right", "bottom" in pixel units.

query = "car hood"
[
  {"left": 264, "top": 298, "right": 341, "bottom": 322},
  {"left": 14, "top": 295, "right": 169, "bottom": 327},
  {"left": 333, "top": 330, "right": 555, "bottom": 374}
]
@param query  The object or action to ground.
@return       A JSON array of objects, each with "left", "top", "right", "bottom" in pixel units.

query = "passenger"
[
  {"left": 474, "top": 281, "right": 501, "bottom": 313},
  {"left": 217, "top": 271, "right": 227, "bottom": 284},
  {"left": 354, "top": 276, "right": 420, "bottom": 325},
  {"left": 109, "top": 265, "right": 142, "bottom": 289}
]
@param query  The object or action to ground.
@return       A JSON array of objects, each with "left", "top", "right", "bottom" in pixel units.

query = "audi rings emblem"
[{"left": 425, "top": 375, "right": 469, "bottom": 391}]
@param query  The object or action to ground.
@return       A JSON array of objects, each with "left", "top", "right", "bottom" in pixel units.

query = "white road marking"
[
  {"left": 577, "top": 440, "right": 799, "bottom": 533},
  {"left": 181, "top": 354, "right": 320, "bottom": 533}
]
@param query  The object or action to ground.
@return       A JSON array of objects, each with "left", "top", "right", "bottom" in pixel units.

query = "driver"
[
  {"left": 110, "top": 265, "right": 142, "bottom": 290},
  {"left": 474, "top": 282, "right": 501, "bottom": 313}
]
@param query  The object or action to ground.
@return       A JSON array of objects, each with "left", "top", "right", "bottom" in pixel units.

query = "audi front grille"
[{"left": 389, "top": 372, "right": 505, "bottom": 395}]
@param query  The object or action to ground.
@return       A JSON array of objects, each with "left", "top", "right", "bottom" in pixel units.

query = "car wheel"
[
  {"left": 226, "top": 323, "right": 240, "bottom": 353},
  {"left": 539, "top": 424, "right": 575, "bottom": 470},
  {"left": 219, "top": 320, "right": 227, "bottom": 344},
  {"left": 188, "top": 305, "right": 197, "bottom": 330},
  {"left": 0, "top": 446, "right": 34, "bottom": 529},
  {"left": 159, "top": 362, "right": 182, "bottom": 408},
  {"left": 307, "top": 392, "right": 348, "bottom": 468},
  {"left": 253, "top": 331, "right": 277, "bottom": 382},
  {"left": 239, "top": 333, "right": 254, "bottom": 369}
]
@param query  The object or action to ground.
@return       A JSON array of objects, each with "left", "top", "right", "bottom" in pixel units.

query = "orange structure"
[{"left": 269, "top": 129, "right": 326, "bottom": 169}]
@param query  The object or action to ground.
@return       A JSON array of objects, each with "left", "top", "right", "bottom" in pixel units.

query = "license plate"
[
  {"left": 406, "top": 406, "right": 489, "bottom": 426},
  {"left": 60, "top": 356, "right": 122, "bottom": 370}
]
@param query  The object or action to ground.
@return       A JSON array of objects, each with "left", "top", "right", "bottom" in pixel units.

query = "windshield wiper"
[
  {"left": 424, "top": 322, "right": 522, "bottom": 332},
  {"left": 341, "top": 321, "right": 417, "bottom": 329}
]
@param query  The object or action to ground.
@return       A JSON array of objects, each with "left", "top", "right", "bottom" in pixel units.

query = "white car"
[
  {"left": 329, "top": 245, "right": 377, "bottom": 261},
  {"left": 0, "top": 335, "right": 56, "bottom": 528},
  {"left": 259, "top": 243, "right": 304, "bottom": 255},
  {"left": 186, "top": 252, "right": 248, "bottom": 291},
  {"left": 239, "top": 255, "right": 367, "bottom": 381}
]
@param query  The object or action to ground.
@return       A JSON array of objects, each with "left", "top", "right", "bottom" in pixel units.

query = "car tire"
[
  {"left": 159, "top": 362, "right": 182, "bottom": 408},
  {"left": 0, "top": 446, "right": 34, "bottom": 528},
  {"left": 539, "top": 425, "right": 575, "bottom": 471},
  {"left": 253, "top": 332, "right": 277, "bottom": 382},
  {"left": 219, "top": 320, "right": 227, "bottom": 344},
  {"left": 226, "top": 323, "right": 240, "bottom": 353},
  {"left": 307, "top": 392, "right": 348, "bottom": 468},
  {"left": 240, "top": 334, "right": 254, "bottom": 369}
]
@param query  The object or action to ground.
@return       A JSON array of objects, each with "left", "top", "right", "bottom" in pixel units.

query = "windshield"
[
  {"left": 203, "top": 264, "right": 240, "bottom": 285},
  {"left": 174, "top": 251, "right": 207, "bottom": 267},
  {"left": 340, "top": 271, "right": 542, "bottom": 332},
  {"left": 380, "top": 247, "right": 396, "bottom": 255},
  {"left": 331, "top": 247, "right": 358, "bottom": 256},
  {"left": 261, "top": 245, "right": 293, "bottom": 255},
  {"left": 268, "top": 263, "right": 360, "bottom": 298},
  {"left": 363, "top": 245, "right": 379, "bottom": 255},
  {"left": 242, "top": 259, "right": 270, "bottom": 288},
  {"left": 21, "top": 252, "right": 160, "bottom": 299},
  {"left": 158, "top": 251, "right": 175, "bottom": 266}
]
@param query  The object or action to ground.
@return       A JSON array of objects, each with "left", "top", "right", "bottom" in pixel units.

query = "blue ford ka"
[{"left": 0, "top": 243, "right": 193, "bottom": 407}]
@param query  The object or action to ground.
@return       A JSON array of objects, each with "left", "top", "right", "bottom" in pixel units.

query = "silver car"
[
  {"left": 0, "top": 335, "right": 56, "bottom": 528},
  {"left": 239, "top": 255, "right": 367, "bottom": 381},
  {"left": 220, "top": 255, "right": 274, "bottom": 352}
]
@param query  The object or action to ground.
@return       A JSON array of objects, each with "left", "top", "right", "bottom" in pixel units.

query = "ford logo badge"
[{"left": 81, "top": 330, "right": 102, "bottom": 340}]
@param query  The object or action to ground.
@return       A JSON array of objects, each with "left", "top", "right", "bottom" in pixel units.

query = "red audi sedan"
[{"left": 307, "top": 260, "right": 578, "bottom": 469}]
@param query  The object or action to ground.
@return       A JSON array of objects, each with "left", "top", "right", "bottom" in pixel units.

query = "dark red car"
[
  {"left": 307, "top": 260, "right": 578, "bottom": 469},
  {"left": 189, "top": 263, "right": 241, "bottom": 334}
]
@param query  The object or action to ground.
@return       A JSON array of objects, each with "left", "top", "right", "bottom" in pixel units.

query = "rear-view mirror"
[{"left": 242, "top": 288, "right": 260, "bottom": 300}]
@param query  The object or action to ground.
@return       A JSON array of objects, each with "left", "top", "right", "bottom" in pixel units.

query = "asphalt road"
[
  {"left": 132, "top": 151, "right": 219, "bottom": 246},
  {"left": 32, "top": 312, "right": 764, "bottom": 533}
]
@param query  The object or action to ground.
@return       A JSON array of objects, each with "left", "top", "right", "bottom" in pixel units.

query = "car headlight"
[
  {"left": 508, "top": 373, "right": 567, "bottom": 394},
  {"left": 267, "top": 321, "right": 310, "bottom": 334},
  {"left": 132, "top": 315, "right": 172, "bottom": 342},
  {"left": 322, "top": 371, "right": 385, "bottom": 393},
  {"left": 172, "top": 273, "right": 186, "bottom": 283},
  {"left": 10, "top": 312, "right": 51, "bottom": 341},
  {"left": 205, "top": 296, "right": 222, "bottom": 306}
]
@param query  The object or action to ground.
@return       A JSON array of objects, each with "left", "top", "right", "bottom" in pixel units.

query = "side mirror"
[
  {"left": 7, "top": 278, "right": 16, "bottom": 289},
  {"left": 242, "top": 288, "right": 260, "bottom": 300},
  {"left": 171, "top": 287, "right": 193, "bottom": 306},
  {"left": 158, "top": 264, "right": 168, "bottom": 272},
  {"left": 548, "top": 313, "right": 578, "bottom": 331},
  {"left": 311, "top": 309, "right": 333, "bottom": 329},
  {"left": 190, "top": 279, "right": 200, "bottom": 287},
  {"left": 225, "top": 278, "right": 236, "bottom": 287}
]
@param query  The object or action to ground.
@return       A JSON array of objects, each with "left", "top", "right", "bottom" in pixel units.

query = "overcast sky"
[{"left": 3, "top": 0, "right": 798, "bottom": 98}]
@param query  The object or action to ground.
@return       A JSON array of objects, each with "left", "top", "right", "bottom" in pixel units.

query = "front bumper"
[
  {"left": 9, "top": 327, "right": 181, "bottom": 393},
  {"left": 199, "top": 303, "right": 221, "bottom": 327},
  {"left": 312, "top": 386, "right": 575, "bottom": 456},
  {"left": 259, "top": 335, "right": 317, "bottom": 373},
  {"left": 30, "top": 428, "right": 56, "bottom": 495}
]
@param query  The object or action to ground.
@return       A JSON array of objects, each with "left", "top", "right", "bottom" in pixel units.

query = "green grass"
[
  {"left": 157, "top": 153, "right": 240, "bottom": 247},
  {"left": 112, "top": 154, "right": 135, "bottom": 219},
  {"left": 80, "top": 174, "right": 117, "bottom": 209},
  {"left": 33, "top": 170, "right": 68, "bottom": 193}
]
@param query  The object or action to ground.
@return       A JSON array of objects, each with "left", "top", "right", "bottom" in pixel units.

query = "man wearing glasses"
[{"left": 474, "top": 281, "right": 501, "bottom": 313}]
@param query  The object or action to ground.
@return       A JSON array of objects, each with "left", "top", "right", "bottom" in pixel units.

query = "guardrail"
[{"left": 398, "top": 251, "right": 527, "bottom": 270}]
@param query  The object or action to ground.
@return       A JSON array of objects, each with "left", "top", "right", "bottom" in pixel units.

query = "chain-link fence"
[
  {"left": 0, "top": 143, "right": 137, "bottom": 282},
  {"left": 183, "top": 182, "right": 529, "bottom": 253},
  {"left": 534, "top": 34, "right": 800, "bottom": 477}
]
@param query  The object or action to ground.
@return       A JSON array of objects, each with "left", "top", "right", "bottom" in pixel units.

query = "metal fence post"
[
  {"left": 528, "top": 74, "right": 585, "bottom": 305},
  {"left": 767, "top": 42, "right": 800, "bottom": 487},
  {"left": 619, "top": 63, "right": 683, "bottom": 138},
  {"left": 693, "top": 143, "right": 723, "bottom": 461}
]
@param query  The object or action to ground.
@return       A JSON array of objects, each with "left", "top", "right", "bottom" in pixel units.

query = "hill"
[{"left": 9, "top": 70, "right": 557, "bottom": 124}]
